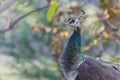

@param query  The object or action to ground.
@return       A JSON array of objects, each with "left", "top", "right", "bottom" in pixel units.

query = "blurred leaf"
[
  {"left": 32, "top": 23, "right": 51, "bottom": 32},
  {"left": 103, "top": 31, "right": 110, "bottom": 39},
  {"left": 60, "top": 31, "right": 69, "bottom": 38},
  {"left": 108, "top": 9, "right": 117, "bottom": 19},
  {"left": 46, "top": 0, "right": 58, "bottom": 22},
  {"left": 47, "top": 0, "right": 52, "bottom": 4},
  {"left": 93, "top": 39, "right": 98, "bottom": 45},
  {"left": 114, "top": 9, "right": 120, "bottom": 14},
  {"left": 100, "top": 0, "right": 108, "bottom": 3}
]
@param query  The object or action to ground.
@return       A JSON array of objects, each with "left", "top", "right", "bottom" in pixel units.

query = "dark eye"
[
  {"left": 67, "top": 18, "right": 75, "bottom": 24},
  {"left": 70, "top": 19, "right": 75, "bottom": 24}
]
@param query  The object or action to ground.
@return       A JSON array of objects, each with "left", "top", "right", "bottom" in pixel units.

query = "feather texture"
[
  {"left": 75, "top": 55, "right": 120, "bottom": 80},
  {"left": 60, "top": 27, "right": 84, "bottom": 80}
]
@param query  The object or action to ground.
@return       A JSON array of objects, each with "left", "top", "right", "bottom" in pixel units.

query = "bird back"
[{"left": 75, "top": 55, "right": 120, "bottom": 80}]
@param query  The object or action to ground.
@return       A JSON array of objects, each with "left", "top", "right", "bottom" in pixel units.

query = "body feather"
[{"left": 76, "top": 55, "right": 120, "bottom": 80}]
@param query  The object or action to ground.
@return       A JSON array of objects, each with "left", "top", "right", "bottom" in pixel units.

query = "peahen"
[{"left": 60, "top": 10, "right": 120, "bottom": 80}]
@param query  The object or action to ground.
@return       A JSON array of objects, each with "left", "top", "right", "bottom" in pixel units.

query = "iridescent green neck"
[{"left": 61, "top": 27, "right": 84, "bottom": 72}]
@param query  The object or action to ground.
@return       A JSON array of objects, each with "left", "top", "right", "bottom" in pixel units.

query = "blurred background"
[{"left": 0, "top": 0, "right": 120, "bottom": 80}]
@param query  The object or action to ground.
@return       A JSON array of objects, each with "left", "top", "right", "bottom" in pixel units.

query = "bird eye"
[
  {"left": 69, "top": 19, "right": 75, "bottom": 24},
  {"left": 67, "top": 18, "right": 75, "bottom": 24}
]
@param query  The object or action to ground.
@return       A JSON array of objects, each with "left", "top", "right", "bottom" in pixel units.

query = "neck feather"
[{"left": 60, "top": 27, "right": 84, "bottom": 72}]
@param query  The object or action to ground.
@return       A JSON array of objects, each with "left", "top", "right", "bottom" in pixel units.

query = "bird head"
[{"left": 64, "top": 10, "right": 86, "bottom": 30}]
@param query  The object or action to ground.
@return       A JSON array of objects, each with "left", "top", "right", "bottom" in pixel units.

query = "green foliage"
[{"left": 46, "top": 0, "right": 58, "bottom": 22}]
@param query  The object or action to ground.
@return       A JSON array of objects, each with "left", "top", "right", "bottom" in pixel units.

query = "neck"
[{"left": 61, "top": 27, "right": 84, "bottom": 72}]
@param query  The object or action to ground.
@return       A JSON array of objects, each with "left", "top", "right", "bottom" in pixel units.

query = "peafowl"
[{"left": 60, "top": 10, "right": 120, "bottom": 80}]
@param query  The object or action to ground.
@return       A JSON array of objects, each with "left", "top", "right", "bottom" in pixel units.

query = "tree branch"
[{"left": 0, "top": 5, "right": 49, "bottom": 34}]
